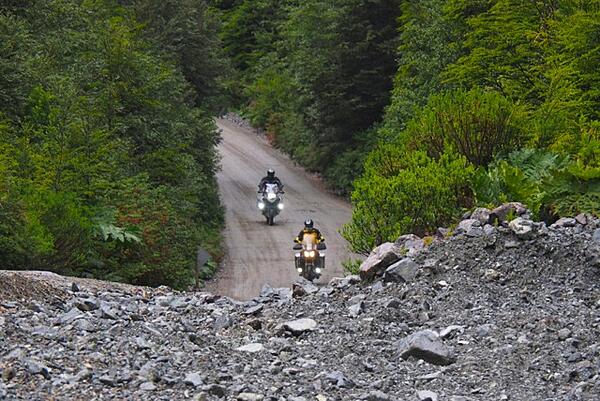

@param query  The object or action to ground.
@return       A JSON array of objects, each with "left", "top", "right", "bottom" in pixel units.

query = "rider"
[
  {"left": 258, "top": 169, "right": 284, "bottom": 193},
  {"left": 294, "top": 219, "right": 325, "bottom": 244}
]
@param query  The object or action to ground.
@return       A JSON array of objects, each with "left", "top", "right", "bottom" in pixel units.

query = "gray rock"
[
  {"left": 348, "top": 294, "right": 367, "bottom": 305},
  {"left": 139, "top": 382, "right": 157, "bottom": 391},
  {"left": 280, "top": 318, "right": 317, "bottom": 336},
  {"left": 397, "top": 330, "right": 455, "bottom": 366},
  {"left": 456, "top": 219, "right": 481, "bottom": 235},
  {"left": 236, "top": 343, "right": 264, "bottom": 353},
  {"left": 260, "top": 285, "right": 292, "bottom": 300},
  {"left": 558, "top": 328, "right": 572, "bottom": 341},
  {"left": 362, "top": 390, "right": 392, "bottom": 401},
  {"left": 75, "top": 297, "right": 100, "bottom": 312},
  {"left": 243, "top": 304, "right": 264, "bottom": 315},
  {"left": 184, "top": 372, "right": 204, "bottom": 387},
  {"left": 73, "top": 319, "right": 97, "bottom": 332},
  {"left": 31, "top": 326, "right": 59, "bottom": 337},
  {"left": 465, "top": 226, "right": 484, "bottom": 237},
  {"left": 359, "top": 242, "right": 404, "bottom": 280},
  {"left": 26, "top": 360, "right": 50, "bottom": 379},
  {"left": 325, "top": 371, "right": 354, "bottom": 388},
  {"left": 169, "top": 298, "right": 189, "bottom": 309},
  {"left": 470, "top": 208, "right": 491, "bottom": 224},
  {"left": 213, "top": 314, "right": 234, "bottom": 331},
  {"left": 384, "top": 258, "right": 419, "bottom": 283},
  {"left": 237, "top": 393, "right": 264, "bottom": 401},
  {"left": 371, "top": 280, "right": 384, "bottom": 292},
  {"left": 292, "top": 278, "right": 319, "bottom": 297},
  {"left": 71, "top": 282, "right": 80, "bottom": 292},
  {"left": 551, "top": 217, "right": 577, "bottom": 228},
  {"left": 504, "top": 239, "right": 521, "bottom": 248},
  {"left": 483, "top": 224, "right": 497, "bottom": 236},
  {"left": 439, "top": 325, "right": 465, "bottom": 339},
  {"left": 575, "top": 213, "right": 588, "bottom": 225},
  {"left": 417, "top": 390, "right": 439, "bottom": 401},
  {"left": 348, "top": 302, "right": 364, "bottom": 317},
  {"left": 437, "top": 227, "right": 450, "bottom": 237},
  {"left": 509, "top": 217, "right": 536, "bottom": 239},
  {"left": 483, "top": 269, "right": 501, "bottom": 282},
  {"left": 395, "top": 234, "right": 424, "bottom": 256},
  {"left": 99, "top": 302, "right": 118, "bottom": 320},
  {"left": 59, "top": 308, "right": 83, "bottom": 325},
  {"left": 329, "top": 275, "right": 361, "bottom": 288}
]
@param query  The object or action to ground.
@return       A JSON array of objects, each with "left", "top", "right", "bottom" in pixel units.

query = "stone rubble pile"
[{"left": 1, "top": 204, "right": 599, "bottom": 400}]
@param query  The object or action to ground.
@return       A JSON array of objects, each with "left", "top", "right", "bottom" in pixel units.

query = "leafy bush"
[
  {"left": 403, "top": 88, "right": 528, "bottom": 166},
  {"left": 341, "top": 258, "right": 362, "bottom": 275},
  {"left": 341, "top": 147, "right": 474, "bottom": 255}
]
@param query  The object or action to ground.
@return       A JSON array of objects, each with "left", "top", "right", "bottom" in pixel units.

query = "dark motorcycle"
[
  {"left": 257, "top": 183, "right": 284, "bottom": 226},
  {"left": 293, "top": 233, "right": 326, "bottom": 281}
]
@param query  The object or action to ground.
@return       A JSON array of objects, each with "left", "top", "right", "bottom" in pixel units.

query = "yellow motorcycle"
[{"left": 293, "top": 232, "right": 326, "bottom": 281}]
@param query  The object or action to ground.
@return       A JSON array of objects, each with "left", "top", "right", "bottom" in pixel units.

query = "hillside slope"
[{"left": 0, "top": 216, "right": 599, "bottom": 400}]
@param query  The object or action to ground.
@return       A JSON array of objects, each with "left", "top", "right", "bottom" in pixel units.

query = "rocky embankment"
[{"left": 1, "top": 203, "right": 599, "bottom": 400}]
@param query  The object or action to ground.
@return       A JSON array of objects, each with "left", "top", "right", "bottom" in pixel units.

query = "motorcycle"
[
  {"left": 257, "top": 183, "right": 284, "bottom": 226},
  {"left": 293, "top": 233, "right": 326, "bottom": 281}
]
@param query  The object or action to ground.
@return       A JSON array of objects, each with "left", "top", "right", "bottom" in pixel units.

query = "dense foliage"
[
  {"left": 214, "top": 0, "right": 400, "bottom": 194},
  {"left": 0, "top": 0, "right": 226, "bottom": 288},
  {"left": 213, "top": 0, "right": 600, "bottom": 254}
]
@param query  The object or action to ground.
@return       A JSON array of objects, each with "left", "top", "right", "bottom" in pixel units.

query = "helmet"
[
  {"left": 267, "top": 169, "right": 275, "bottom": 178},
  {"left": 304, "top": 218, "right": 314, "bottom": 229}
]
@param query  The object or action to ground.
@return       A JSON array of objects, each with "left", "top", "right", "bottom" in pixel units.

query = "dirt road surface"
[{"left": 206, "top": 118, "right": 354, "bottom": 300}]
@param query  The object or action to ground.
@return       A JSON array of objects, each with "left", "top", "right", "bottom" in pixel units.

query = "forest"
[
  {"left": 0, "top": 0, "right": 228, "bottom": 287},
  {"left": 213, "top": 0, "right": 600, "bottom": 255},
  {"left": 1, "top": 0, "right": 599, "bottom": 286}
]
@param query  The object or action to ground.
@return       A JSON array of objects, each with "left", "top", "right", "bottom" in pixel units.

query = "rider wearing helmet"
[
  {"left": 294, "top": 218, "right": 325, "bottom": 244},
  {"left": 258, "top": 169, "right": 284, "bottom": 193}
]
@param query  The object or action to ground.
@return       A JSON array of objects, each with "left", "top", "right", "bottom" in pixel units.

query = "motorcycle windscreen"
[{"left": 302, "top": 233, "right": 318, "bottom": 251}]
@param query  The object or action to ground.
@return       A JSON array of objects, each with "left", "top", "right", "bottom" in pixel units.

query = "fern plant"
[{"left": 473, "top": 149, "right": 600, "bottom": 219}]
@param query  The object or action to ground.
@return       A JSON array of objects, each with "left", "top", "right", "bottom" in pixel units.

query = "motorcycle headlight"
[
  {"left": 315, "top": 267, "right": 321, "bottom": 274},
  {"left": 267, "top": 192, "right": 276, "bottom": 201},
  {"left": 294, "top": 253, "right": 301, "bottom": 258},
  {"left": 258, "top": 202, "right": 265, "bottom": 210},
  {"left": 297, "top": 268, "right": 302, "bottom": 273},
  {"left": 277, "top": 203, "right": 284, "bottom": 210}
]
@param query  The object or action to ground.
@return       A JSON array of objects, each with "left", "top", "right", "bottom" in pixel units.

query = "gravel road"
[{"left": 206, "top": 118, "right": 354, "bottom": 300}]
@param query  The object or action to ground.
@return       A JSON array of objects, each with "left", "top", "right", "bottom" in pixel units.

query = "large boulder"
[
  {"left": 396, "top": 330, "right": 455, "bottom": 366},
  {"left": 383, "top": 258, "right": 419, "bottom": 283},
  {"left": 359, "top": 242, "right": 404, "bottom": 281}
]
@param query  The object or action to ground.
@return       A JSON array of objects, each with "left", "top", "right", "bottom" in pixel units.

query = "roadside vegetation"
[
  {"left": 0, "top": 0, "right": 228, "bottom": 288},
  {"left": 212, "top": 0, "right": 600, "bottom": 255},
  {"left": 2, "top": 0, "right": 599, "bottom": 284}
]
